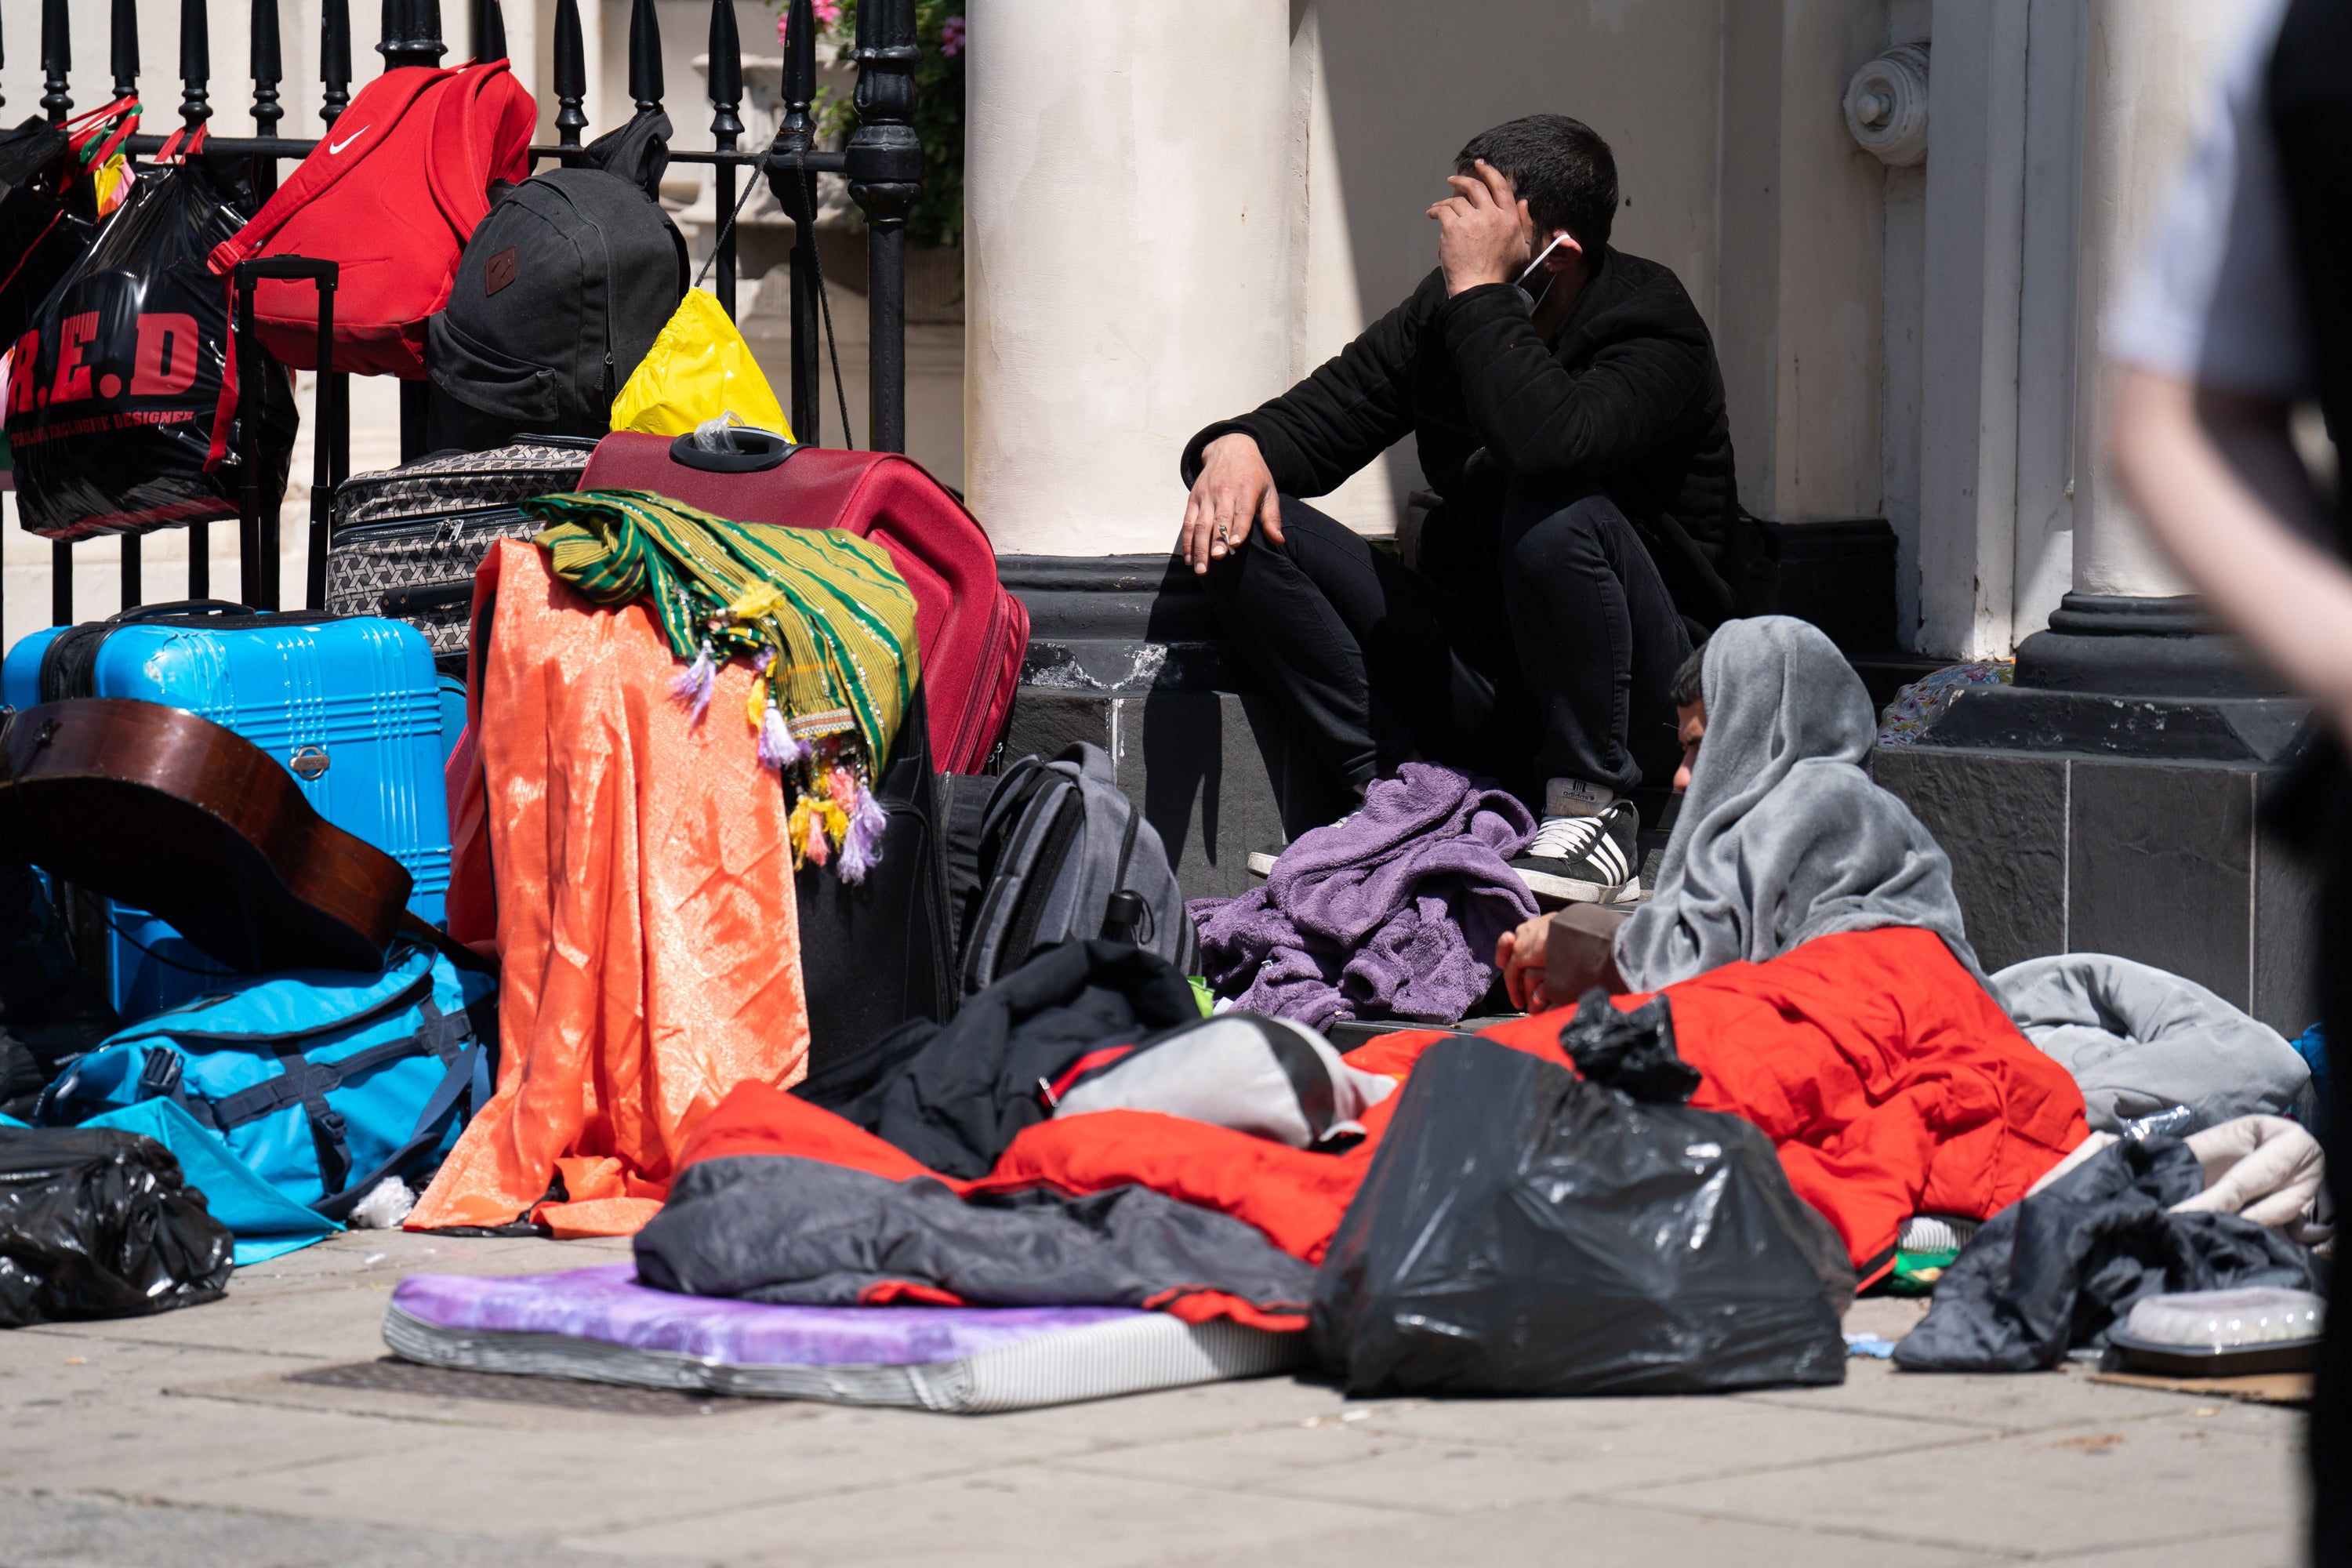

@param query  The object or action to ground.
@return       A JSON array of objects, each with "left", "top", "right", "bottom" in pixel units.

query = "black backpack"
[
  {"left": 425, "top": 111, "right": 687, "bottom": 450},
  {"left": 796, "top": 688, "right": 960, "bottom": 1074}
]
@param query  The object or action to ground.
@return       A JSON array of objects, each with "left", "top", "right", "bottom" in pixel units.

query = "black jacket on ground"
[{"left": 1181, "top": 248, "right": 1746, "bottom": 622}]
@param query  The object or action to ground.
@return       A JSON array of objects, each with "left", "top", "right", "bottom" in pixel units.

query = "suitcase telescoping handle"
[
  {"left": 231, "top": 257, "right": 339, "bottom": 616},
  {"left": 104, "top": 600, "right": 260, "bottom": 625}
]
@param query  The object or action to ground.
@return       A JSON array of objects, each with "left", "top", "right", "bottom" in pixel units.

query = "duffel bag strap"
[
  {"left": 134, "top": 1047, "right": 220, "bottom": 1131},
  {"left": 208, "top": 993, "right": 483, "bottom": 1210},
  {"left": 310, "top": 996, "right": 499, "bottom": 1223},
  {"left": 269, "top": 1040, "right": 358, "bottom": 1201},
  {"left": 208, "top": 1027, "right": 445, "bottom": 1129}
]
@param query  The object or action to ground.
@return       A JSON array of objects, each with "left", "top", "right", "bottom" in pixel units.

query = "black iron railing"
[{"left": 8, "top": 0, "right": 916, "bottom": 622}]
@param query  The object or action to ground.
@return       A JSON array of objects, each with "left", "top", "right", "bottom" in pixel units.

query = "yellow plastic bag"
[{"left": 609, "top": 288, "right": 792, "bottom": 439}]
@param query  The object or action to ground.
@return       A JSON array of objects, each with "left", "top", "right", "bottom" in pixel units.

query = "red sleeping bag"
[
  {"left": 578, "top": 434, "right": 1027, "bottom": 773},
  {"left": 209, "top": 61, "right": 535, "bottom": 378},
  {"left": 679, "top": 926, "right": 2089, "bottom": 1293}
]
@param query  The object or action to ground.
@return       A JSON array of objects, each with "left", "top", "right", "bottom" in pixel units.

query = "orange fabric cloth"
[{"left": 408, "top": 540, "right": 811, "bottom": 1235}]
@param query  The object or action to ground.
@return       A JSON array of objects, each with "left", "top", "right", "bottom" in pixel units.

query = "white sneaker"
[
  {"left": 1511, "top": 789, "right": 1639, "bottom": 904},
  {"left": 1247, "top": 803, "right": 1363, "bottom": 878}
]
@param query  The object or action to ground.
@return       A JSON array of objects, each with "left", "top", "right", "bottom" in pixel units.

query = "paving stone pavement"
[{"left": 0, "top": 1231, "right": 2310, "bottom": 1567}]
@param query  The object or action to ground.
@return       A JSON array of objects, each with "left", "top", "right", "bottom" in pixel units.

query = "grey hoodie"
[{"left": 1613, "top": 616, "right": 1984, "bottom": 991}]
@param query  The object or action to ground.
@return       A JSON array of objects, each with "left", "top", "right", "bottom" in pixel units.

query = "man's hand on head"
[
  {"left": 1180, "top": 433, "right": 1285, "bottom": 575},
  {"left": 1430, "top": 159, "right": 1534, "bottom": 297}
]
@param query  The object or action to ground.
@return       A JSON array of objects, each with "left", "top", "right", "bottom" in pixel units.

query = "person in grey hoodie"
[{"left": 1497, "top": 616, "right": 1980, "bottom": 1007}]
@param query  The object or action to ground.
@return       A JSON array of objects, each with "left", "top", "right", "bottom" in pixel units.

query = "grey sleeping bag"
[{"left": 1990, "top": 953, "right": 2310, "bottom": 1134}]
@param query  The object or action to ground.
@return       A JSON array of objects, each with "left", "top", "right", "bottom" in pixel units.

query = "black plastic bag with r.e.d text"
[{"left": 5, "top": 151, "right": 294, "bottom": 542}]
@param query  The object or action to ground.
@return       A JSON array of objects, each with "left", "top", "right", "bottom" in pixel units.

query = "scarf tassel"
[
  {"left": 837, "top": 781, "right": 887, "bottom": 884},
  {"left": 669, "top": 640, "right": 717, "bottom": 724},
  {"left": 757, "top": 702, "right": 804, "bottom": 770}
]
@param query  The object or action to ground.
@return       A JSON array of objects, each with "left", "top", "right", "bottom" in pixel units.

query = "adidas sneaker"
[{"left": 1511, "top": 796, "right": 1639, "bottom": 904}]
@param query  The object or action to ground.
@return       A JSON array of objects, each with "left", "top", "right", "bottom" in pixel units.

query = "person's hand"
[
  {"left": 1429, "top": 159, "right": 1532, "bottom": 297},
  {"left": 1180, "top": 432, "right": 1283, "bottom": 575},
  {"left": 1496, "top": 911, "right": 1553, "bottom": 1013}
]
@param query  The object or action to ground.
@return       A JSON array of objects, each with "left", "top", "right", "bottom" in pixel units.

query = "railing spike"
[
  {"left": 39, "top": 0, "right": 71, "bottom": 123},
  {"left": 771, "top": 0, "right": 821, "bottom": 441},
  {"left": 251, "top": 0, "right": 283, "bottom": 138},
  {"left": 627, "top": 0, "right": 661, "bottom": 117},
  {"left": 379, "top": 0, "right": 445, "bottom": 67},
  {"left": 180, "top": 0, "right": 212, "bottom": 132},
  {"left": 552, "top": 0, "right": 586, "bottom": 149},
  {"left": 708, "top": 0, "right": 742, "bottom": 318},
  {"left": 111, "top": 0, "right": 140, "bottom": 101},
  {"left": 845, "top": 0, "right": 919, "bottom": 452},
  {"left": 320, "top": 0, "right": 350, "bottom": 123},
  {"left": 472, "top": 0, "right": 506, "bottom": 62}
]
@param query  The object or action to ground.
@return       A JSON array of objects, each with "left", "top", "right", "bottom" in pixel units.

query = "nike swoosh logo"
[{"left": 328, "top": 125, "right": 371, "bottom": 154}]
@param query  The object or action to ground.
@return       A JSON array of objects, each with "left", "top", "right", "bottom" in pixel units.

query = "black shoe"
[{"left": 1510, "top": 799, "right": 1640, "bottom": 904}]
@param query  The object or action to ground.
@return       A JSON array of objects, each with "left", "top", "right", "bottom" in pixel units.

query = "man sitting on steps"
[{"left": 1176, "top": 113, "right": 1747, "bottom": 904}]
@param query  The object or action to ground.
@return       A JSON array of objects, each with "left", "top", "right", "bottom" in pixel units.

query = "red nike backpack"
[
  {"left": 578, "top": 432, "right": 1029, "bottom": 774},
  {"left": 209, "top": 61, "right": 535, "bottom": 379}
]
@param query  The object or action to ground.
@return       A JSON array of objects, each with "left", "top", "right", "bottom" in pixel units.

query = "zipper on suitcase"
[{"left": 947, "top": 593, "right": 1014, "bottom": 773}]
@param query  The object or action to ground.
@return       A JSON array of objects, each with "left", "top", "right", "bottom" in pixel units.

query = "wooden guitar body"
[{"left": 0, "top": 698, "right": 412, "bottom": 975}]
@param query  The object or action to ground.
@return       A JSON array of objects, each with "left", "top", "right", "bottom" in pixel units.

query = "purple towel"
[{"left": 1190, "top": 764, "right": 1537, "bottom": 1028}]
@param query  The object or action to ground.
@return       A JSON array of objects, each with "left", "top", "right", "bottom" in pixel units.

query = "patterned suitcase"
[
  {"left": 1, "top": 604, "right": 451, "bottom": 1019},
  {"left": 324, "top": 436, "right": 597, "bottom": 670}
]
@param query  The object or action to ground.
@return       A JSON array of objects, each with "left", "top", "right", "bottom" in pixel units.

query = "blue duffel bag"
[{"left": 37, "top": 944, "right": 497, "bottom": 1221}]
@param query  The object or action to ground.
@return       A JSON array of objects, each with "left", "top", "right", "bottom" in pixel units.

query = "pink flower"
[
  {"left": 776, "top": 0, "right": 843, "bottom": 48},
  {"left": 939, "top": 14, "right": 964, "bottom": 55}
]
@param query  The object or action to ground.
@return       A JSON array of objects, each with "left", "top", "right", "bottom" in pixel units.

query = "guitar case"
[{"left": 1, "top": 603, "right": 449, "bottom": 1017}]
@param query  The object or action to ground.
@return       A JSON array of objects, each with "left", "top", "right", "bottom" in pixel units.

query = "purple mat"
[
  {"left": 383, "top": 1263, "right": 1304, "bottom": 1411},
  {"left": 391, "top": 1264, "right": 1146, "bottom": 1365}
]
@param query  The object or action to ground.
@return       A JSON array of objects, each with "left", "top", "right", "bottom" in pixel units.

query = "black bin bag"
[
  {"left": 0, "top": 1127, "right": 233, "bottom": 1327},
  {"left": 1312, "top": 996, "right": 1853, "bottom": 1397},
  {"left": 5, "top": 147, "right": 295, "bottom": 542}
]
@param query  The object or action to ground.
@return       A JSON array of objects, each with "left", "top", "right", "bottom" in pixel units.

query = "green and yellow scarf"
[{"left": 526, "top": 488, "right": 922, "bottom": 877}]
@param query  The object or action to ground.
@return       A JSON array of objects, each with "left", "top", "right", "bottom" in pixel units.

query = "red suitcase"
[{"left": 577, "top": 433, "right": 1027, "bottom": 774}]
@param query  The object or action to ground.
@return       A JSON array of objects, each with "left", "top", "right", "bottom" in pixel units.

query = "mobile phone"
[{"left": 1515, "top": 230, "right": 1577, "bottom": 292}]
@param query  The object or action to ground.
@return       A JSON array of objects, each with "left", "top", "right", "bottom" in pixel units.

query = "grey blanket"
[
  {"left": 1991, "top": 953, "right": 2310, "bottom": 1134},
  {"left": 1614, "top": 617, "right": 1983, "bottom": 991}
]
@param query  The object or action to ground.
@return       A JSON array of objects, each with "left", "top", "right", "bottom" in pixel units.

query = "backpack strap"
[{"left": 205, "top": 65, "right": 450, "bottom": 278}]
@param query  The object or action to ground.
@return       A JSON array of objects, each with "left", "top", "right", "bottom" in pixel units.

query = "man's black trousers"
[{"left": 1200, "top": 491, "right": 1692, "bottom": 801}]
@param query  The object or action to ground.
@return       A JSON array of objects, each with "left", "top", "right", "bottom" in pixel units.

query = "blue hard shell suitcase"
[{"left": 1, "top": 602, "right": 452, "bottom": 1019}]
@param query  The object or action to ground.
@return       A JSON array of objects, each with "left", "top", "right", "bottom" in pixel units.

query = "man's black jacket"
[{"left": 1181, "top": 247, "right": 1747, "bottom": 623}]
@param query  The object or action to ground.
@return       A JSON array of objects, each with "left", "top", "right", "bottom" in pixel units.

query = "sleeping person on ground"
[
  {"left": 1495, "top": 615, "right": 1981, "bottom": 1011},
  {"left": 1174, "top": 114, "right": 1746, "bottom": 906}
]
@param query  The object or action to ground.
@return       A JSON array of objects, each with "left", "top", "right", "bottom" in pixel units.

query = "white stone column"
[
  {"left": 1714, "top": 0, "right": 1889, "bottom": 528},
  {"left": 963, "top": 0, "right": 1295, "bottom": 557},
  {"left": 2068, "top": 0, "right": 2249, "bottom": 602}
]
